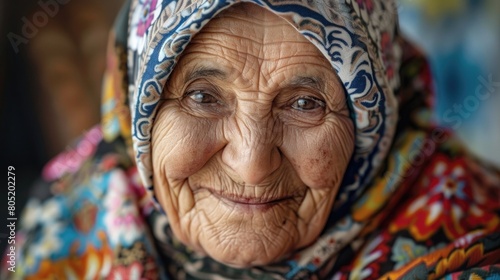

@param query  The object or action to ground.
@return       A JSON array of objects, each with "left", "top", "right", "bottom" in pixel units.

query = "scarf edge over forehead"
[{"left": 124, "top": 0, "right": 402, "bottom": 215}]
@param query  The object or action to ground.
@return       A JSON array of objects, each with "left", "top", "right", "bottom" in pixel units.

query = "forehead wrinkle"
[
  {"left": 190, "top": 23, "right": 319, "bottom": 64},
  {"left": 184, "top": 39, "right": 259, "bottom": 67},
  {"left": 182, "top": 44, "right": 262, "bottom": 89},
  {"left": 288, "top": 76, "right": 325, "bottom": 92},
  {"left": 264, "top": 61, "right": 330, "bottom": 87},
  {"left": 194, "top": 31, "right": 306, "bottom": 52},
  {"left": 212, "top": 6, "right": 294, "bottom": 38},
  {"left": 200, "top": 9, "right": 310, "bottom": 47},
  {"left": 179, "top": 52, "right": 249, "bottom": 86},
  {"left": 185, "top": 66, "right": 227, "bottom": 82},
  {"left": 195, "top": 17, "right": 307, "bottom": 41},
  {"left": 196, "top": 15, "right": 316, "bottom": 47},
  {"left": 185, "top": 41, "right": 321, "bottom": 67}
]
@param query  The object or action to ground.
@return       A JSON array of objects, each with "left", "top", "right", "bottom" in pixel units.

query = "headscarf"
[{"left": 3, "top": 0, "right": 500, "bottom": 279}]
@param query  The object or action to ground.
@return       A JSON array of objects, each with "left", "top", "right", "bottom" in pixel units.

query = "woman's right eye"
[{"left": 186, "top": 90, "right": 220, "bottom": 104}]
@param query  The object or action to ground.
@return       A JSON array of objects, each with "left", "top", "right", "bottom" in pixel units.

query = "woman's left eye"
[
  {"left": 187, "top": 91, "right": 220, "bottom": 104},
  {"left": 291, "top": 97, "right": 325, "bottom": 111}
]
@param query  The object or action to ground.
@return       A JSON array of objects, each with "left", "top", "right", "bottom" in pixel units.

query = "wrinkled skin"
[{"left": 152, "top": 3, "right": 354, "bottom": 268}]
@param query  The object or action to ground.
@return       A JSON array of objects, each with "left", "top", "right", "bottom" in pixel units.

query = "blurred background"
[
  {"left": 0, "top": 0, "right": 124, "bottom": 253},
  {"left": 1, "top": 0, "right": 499, "bottom": 253},
  {"left": 398, "top": 0, "right": 500, "bottom": 167}
]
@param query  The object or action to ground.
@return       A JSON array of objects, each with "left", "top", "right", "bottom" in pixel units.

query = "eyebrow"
[
  {"left": 186, "top": 66, "right": 227, "bottom": 81},
  {"left": 184, "top": 66, "right": 324, "bottom": 92},
  {"left": 288, "top": 76, "right": 324, "bottom": 91}
]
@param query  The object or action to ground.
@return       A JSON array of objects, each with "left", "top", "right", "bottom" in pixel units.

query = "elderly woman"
[{"left": 3, "top": 0, "right": 500, "bottom": 279}]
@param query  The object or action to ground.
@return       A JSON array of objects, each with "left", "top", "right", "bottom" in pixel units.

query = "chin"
[
  {"left": 199, "top": 229, "right": 295, "bottom": 267},
  {"left": 179, "top": 202, "right": 323, "bottom": 267}
]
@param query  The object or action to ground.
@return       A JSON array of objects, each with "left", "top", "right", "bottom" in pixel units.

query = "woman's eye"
[
  {"left": 291, "top": 97, "right": 325, "bottom": 111},
  {"left": 187, "top": 91, "right": 219, "bottom": 104}
]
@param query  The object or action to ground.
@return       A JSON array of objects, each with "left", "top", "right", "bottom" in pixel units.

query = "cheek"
[
  {"left": 151, "top": 104, "right": 224, "bottom": 180},
  {"left": 151, "top": 105, "right": 225, "bottom": 243},
  {"left": 283, "top": 116, "right": 354, "bottom": 188}
]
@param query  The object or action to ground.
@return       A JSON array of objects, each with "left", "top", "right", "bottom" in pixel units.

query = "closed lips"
[{"left": 209, "top": 190, "right": 294, "bottom": 205}]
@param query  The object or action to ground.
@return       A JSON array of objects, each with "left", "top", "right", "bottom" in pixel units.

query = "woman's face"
[{"left": 152, "top": 3, "right": 354, "bottom": 267}]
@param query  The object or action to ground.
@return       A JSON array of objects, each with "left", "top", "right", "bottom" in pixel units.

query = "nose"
[{"left": 222, "top": 116, "right": 282, "bottom": 185}]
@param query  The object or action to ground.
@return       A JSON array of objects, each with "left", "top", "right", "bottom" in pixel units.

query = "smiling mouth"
[{"left": 208, "top": 190, "right": 293, "bottom": 212}]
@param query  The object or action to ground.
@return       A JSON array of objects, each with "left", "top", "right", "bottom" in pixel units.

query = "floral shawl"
[{"left": 2, "top": 0, "right": 500, "bottom": 279}]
